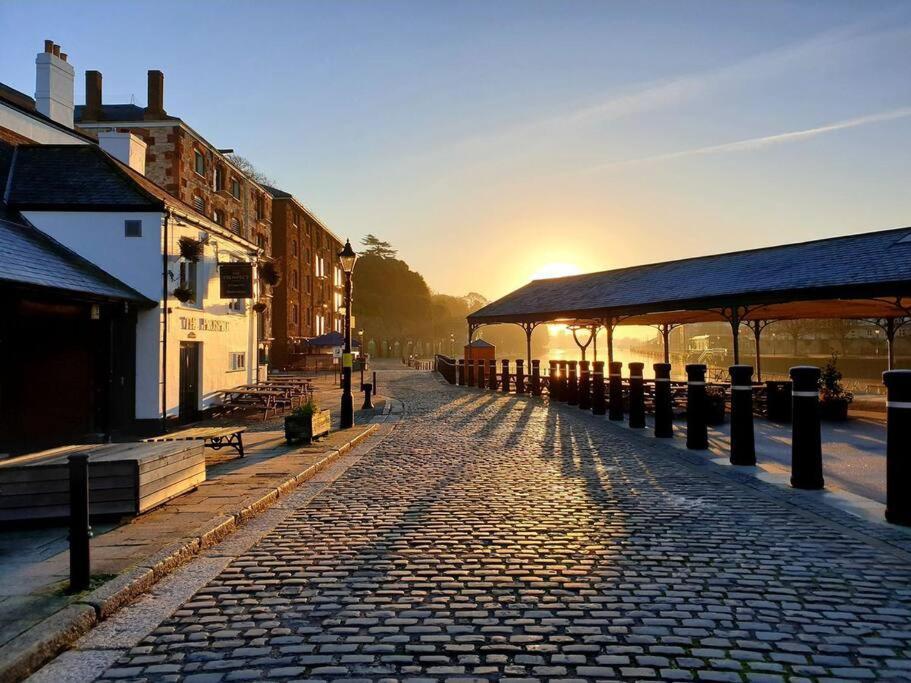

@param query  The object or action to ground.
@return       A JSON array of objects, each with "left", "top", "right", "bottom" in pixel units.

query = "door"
[{"left": 178, "top": 342, "right": 200, "bottom": 423}]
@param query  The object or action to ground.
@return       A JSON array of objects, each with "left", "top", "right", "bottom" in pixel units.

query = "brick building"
[
  {"left": 266, "top": 186, "right": 345, "bottom": 369},
  {"left": 74, "top": 70, "right": 275, "bottom": 361}
]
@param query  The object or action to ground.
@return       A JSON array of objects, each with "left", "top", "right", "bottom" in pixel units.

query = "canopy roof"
[
  {"left": 306, "top": 331, "right": 361, "bottom": 348},
  {"left": 469, "top": 226, "right": 911, "bottom": 327}
]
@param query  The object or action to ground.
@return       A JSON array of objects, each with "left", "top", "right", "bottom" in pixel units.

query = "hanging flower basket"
[
  {"left": 258, "top": 261, "right": 282, "bottom": 286},
  {"left": 178, "top": 236, "right": 204, "bottom": 262},
  {"left": 172, "top": 286, "right": 194, "bottom": 303},
  {"left": 252, "top": 301, "right": 268, "bottom": 313}
]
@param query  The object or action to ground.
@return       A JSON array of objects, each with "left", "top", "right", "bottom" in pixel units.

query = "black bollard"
[
  {"left": 457, "top": 359, "right": 465, "bottom": 386},
  {"left": 515, "top": 359, "right": 525, "bottom": 394},
  {"left": 884, "top": 370, "right": 911, "bottom": 525},
  {"left": 628, "top": 362, "right": 645, "bottom": 428},
  {"left": 68, "top": 453, "right": 92, "bottom": 592},
  {"left": 558, "top": 361, "right": 568, "bottom": 401},
  {"left": 790, "top": 366, "right": 824, "bottom": 490},
  {"left": 686, "top": 364, "right": 708, "bottom": 449},
  {"left": 501, "top": 359, "right": 510, "bottom": 393},
  {"left": 729, "top": 365, "right": 756, "bottom": 466},
  {"left": 591, "top": 361, "right": 606, "bottom": 415},
  {"left": 531, "top": 360, "right": 542, "bottom": 396},
  {"left": 467, "top": 359, "right": 475, "bottom": 388},
  {"left": 653, "top": 363, "right": 673, "bottom": 438},
  {"left": 488, "top": 359, "right": 498, "bottom": 390},
  {"left": 608, "top": 361, "right": 624, "bottom": 421},
  {"left": 567, "top": 361, "right": 579, "bottom": 405},
  {"left": 578, "top": 361, "right": 591, "bottom": 411},
  {"left": 373, "top": 370, "right": 378, "bottom": 394},
  {"left": 476, "top": 358, "right": 486, "bottom": 389},
  {"left": 548, "top": 361, "right": 558, "bottom": 401},
  {"left": 362, "top": 382, "right": 375, "bottom": 410}
]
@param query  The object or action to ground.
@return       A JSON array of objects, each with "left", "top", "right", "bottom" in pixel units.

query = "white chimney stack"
[
  {"left": 35, "top": 39, "right": 75, "bottom": 128},
  {"left": 98, "top": 131, "right": 148, "bottom": 175}
]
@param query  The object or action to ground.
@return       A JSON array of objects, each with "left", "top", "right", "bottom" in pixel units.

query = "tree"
[
  {"left": 360, "top": 234, "right": 397, "bottom": 259},
  {"left": 225, "top": 153, "right": 273, "bottom": 186}
]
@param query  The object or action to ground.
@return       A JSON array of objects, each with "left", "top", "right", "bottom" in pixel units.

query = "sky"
[{"left": 2, "top": 1, "right": 911, "bottom": 302}]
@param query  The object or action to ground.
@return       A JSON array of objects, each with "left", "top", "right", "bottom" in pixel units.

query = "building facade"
[
  {"left": 73, "top": 69, "right": 275, "bottom": 363},
  {"left": 266, "top": 187, "right": 345, "bottom": 369}
]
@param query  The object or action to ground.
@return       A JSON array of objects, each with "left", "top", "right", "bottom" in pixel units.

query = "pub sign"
[{"left": 219, "top": 262, "right": 254, "bottom": 299}]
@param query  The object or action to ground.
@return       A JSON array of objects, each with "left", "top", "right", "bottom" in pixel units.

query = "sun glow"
[{"left": 530, "top": 262, "right": 582, "bottom": 281}]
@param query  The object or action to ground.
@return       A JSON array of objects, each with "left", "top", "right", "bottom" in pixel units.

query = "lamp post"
[
  {"left": 338, "top": 239, "right": 357, "bottom": 428},
  {"left": 358, "top": 328, "right": 365, "bottom": 389}
]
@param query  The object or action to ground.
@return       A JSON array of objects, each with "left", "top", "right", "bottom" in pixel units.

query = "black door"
[{"left": 179, "top": 342, "right": 200, "bottom": 423}]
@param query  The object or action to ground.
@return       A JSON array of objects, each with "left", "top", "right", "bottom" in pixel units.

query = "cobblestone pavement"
[{"left": 99, "top": 369, "right": 911, "bottom": 682}]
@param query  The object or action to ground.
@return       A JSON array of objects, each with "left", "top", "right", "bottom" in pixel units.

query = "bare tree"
[{"left": 226, "top": 153, "right": 274, "bottom": 186}]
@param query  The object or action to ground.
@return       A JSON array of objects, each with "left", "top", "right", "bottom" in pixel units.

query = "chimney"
[
  {"left": 98, "top": 131, "right": 147, "bottom": 175},
  {"left": 83, "top": 70, "right": 103, "bottom": 121},
  {"left": 144, "top": 70, "right": 166, "bottom": 120},
  {"left": 35, "top": 39, "right": 75, "bottom": 128}
]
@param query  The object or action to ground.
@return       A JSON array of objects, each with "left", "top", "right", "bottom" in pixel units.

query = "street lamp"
[{"left": 338, "top": 239, "right": 357, "bottom": 428}]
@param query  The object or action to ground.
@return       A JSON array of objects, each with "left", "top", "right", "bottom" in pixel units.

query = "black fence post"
[
  {"left": 790, "top": 365, "right": 824, "bottom": 490},
  {"left": 362, "top": 383, "right": 374, "bottom": 409},
  {"left": 373, "top": 370, "right": 378, "bottom": 394},
  {"left": 467, "top": 359, "right": 475, "bottom": 388},
  {"left": 498, "top": 359, "right": 508, "bottom": 393},
  {"left": 608, "top": 361, "right": 624, "bottom": 421},
  {"left": 476, "top": 357, "right": 486, "bottom": 389},
  {"left": 457, "top": 359, "right": 465, "bottom": 386},
  {"left": 686, "top": 364, "right": 708, "bottom": 449},
  {"left": 531, "top": 360, "right": 541, "bottom": 396},
  {"left": 578, "top": 360, "right": 591, "bottom": 411},
  {"left": 567, "top": 361, "right": 579, "bottom": 406},
  {"left": 488, "top": 359, "right": 498, "bottom": 390},
  {"left": 653, "top": 363, "right": 673, "bottom": 438},
  {"left": 515, "top": 359, "right": 525, "bottom": 394},
  {"left": 628, "top": 362, "right": 645, "bottom": 428},
  {"left": 548, "top": 361, "right": 558, "bottom": 401},
  {"left": 558, "top": 361, "right": 568, "bottom": 401},
  {"left": 884, "top": 370, "right": 911, "bottom": 525},
  {"left": 69, "top": 453, "right": 92, "bottom": 592},
  {"left": 591, "top": 361, "right": 606, "bottom": 415},
  {"left": 729, "top": 365, "right": 756, "bottom": 466}
]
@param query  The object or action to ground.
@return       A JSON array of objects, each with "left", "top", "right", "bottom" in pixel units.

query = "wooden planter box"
[
  {"left": 820, "top": 397, "right": 850, "bottom": 421},
  {"left": 285, "top": 409, "right": 331, "bottom": 444},
  {"left": 0, "top": 442, "right": 205, "bottom": 523}
]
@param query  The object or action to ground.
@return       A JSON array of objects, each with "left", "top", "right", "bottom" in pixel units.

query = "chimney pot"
[
  {"left": 60, "top": 53, "right": 67, "bottom": 62},
  {"left": 144, "top": 69, "right": 165, "bottom": 120},
  {"left": 44, "top": 39, "right": 53, "bottom": 53},
  {"left": 52, "top": 44, "right": 60, "bottom": 57}
]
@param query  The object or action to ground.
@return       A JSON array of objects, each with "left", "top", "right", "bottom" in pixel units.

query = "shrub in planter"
[
  {"left": 178, "top": 236, "right": 204, "bottom": 262},
  {"left": 705, "top": 386, "right": 727, "bottom": 426},
  {"left": 172, "top": 285, "right": 194, "bottom": 303},
  {"left": 819, "top": 353, "right": 853, "bottom": 421},
  {"left": 258, "top": 261, "right": 282, "bottom": 287},
  {"left": 285, "top": 400, "right": 331, "bottom": 444}
]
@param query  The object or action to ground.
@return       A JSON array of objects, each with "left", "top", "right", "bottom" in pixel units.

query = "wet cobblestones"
[{"left": 101, "top": 370, "right": 911, "bottom": 681}]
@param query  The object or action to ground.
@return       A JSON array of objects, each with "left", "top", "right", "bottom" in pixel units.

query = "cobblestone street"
[{"left": 94, "top": 367, "right": 911, "bottom": 682}]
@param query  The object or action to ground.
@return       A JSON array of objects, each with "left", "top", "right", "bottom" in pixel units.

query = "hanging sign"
[{"left": 219, "top": 262, "right": 253, "bottom": 299}]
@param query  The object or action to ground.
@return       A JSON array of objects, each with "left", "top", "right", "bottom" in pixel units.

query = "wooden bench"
[
  {"left": 0, "top": 442, "right": 205, "bottom": 523},
  {"left": 222, "top": 387, "right": 290, "bottom": 420},
  {"left": 144, "top": 426, "right": 247, "bottom": 458}
]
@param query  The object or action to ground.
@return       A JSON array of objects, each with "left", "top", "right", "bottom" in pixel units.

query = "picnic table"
[
  {"left": 144, "top": 425, "right": 247, "bottom": 458},
  {"left": 222, "top": 386, "right": 290, "bottom": 420}
]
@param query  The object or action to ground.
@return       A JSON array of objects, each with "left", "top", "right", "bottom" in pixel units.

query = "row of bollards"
[{"left": 453, "top": 355, "right": 911, "bottom": 526}]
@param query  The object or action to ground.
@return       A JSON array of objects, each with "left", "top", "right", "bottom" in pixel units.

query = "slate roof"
[
  {"left": 466, "top": 339, "right": 494, "bottom": 348},
  {"left": 5, "top": 144, "right": 162, "bottom": 210},
  {"left": 0, "top": 216, "right": 153, "bottom": 303},
  {"left": 470, "top": 227, "right": 911, "bottom": 324},
  {"left": 74, "top": 103, "right": 178, "bottom": 123}
]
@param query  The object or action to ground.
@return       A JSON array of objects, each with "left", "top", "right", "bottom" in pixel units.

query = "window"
[
  {"left": 179, "top": 260, "right": 198, "bottom": 303},
  {"left": 291, "top": 239, "right": 298, "bottom": 256},
  {"left": 334, "top": 267, "right": 342, "bottom": 288},
  {"left": 291, "top": 304, "right": 298, "bottom": 324},
  {"left": 124, "top": 219, "right": 142, "bottom": 237},
  {"left": 314, "top": 254, "right": 325, "bottom": 278},
  {"left": 291, "top": 269, "right": 298, "bottom": 290},
  {"left": 194, "top": 150, "right": 205, "bottom": 176},
  {"left": 255, "top": 193, "right": 265, "bottom": 220},
  {"left": 229, "top": 351, "right": 246, "bottom": 371},
  {"left": 212, "top": 209, "right": 224, "bottom": 226},
  {"left": 256, "top": 233, "right": 266, "bottom": 249},
  {"left": 193, "top": 195, "right": 205, "bottom": 213},
  {"left": 334, "top": 291, "right": 343, "bottom": 312},
  {"left": 315, "top": 313, "right": 326, "bottom": 336},
  {"left": 214, "top": 164, "right": 224, "bottom": 192},
  {"left": 230, "top": 217, "right": 240, "bottom": 233},
  {"left": 231, "top": 178, "right": 241, "bottom": 199},
  {"left": 228, "top": 298, "right": 245, "bottom": 314}
]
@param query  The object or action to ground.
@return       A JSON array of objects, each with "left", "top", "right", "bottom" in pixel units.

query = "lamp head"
[{"left": 338, "top": 239, "right": 357, "bottom": 273}]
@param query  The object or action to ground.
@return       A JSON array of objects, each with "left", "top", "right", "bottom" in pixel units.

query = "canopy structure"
[{"left": 468, "top": 226, "right": 911, "bottom": 374}]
